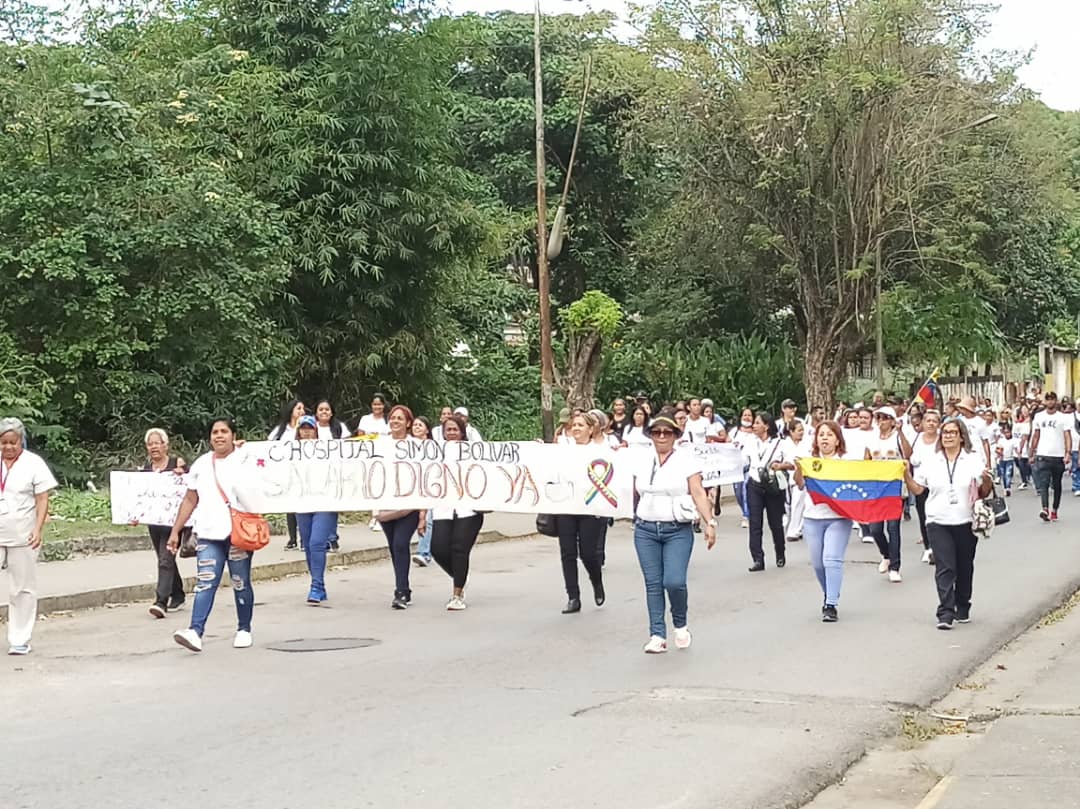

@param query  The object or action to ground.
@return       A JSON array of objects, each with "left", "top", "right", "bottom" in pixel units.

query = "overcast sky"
[{"left": 443, "top": 0, "right": 1080, "bottom": 111}]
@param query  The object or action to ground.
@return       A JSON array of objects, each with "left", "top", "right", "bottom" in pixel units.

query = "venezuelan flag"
[{"left": 797, "top": 457, "right": 907, "bottom": 523}]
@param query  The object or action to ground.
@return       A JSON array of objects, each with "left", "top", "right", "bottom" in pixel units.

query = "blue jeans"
[
  {"left": 997, "top": 460, "right": 1014, "bottom": 491},
  {"left": 416, "top": 510, "right": 433, "bottom": 559},
  {"left": 1072, "top": 451, "right": 1080, "bottom": 493},
  {"left": 190, "top": 539, "right": 253, "bottom": 636},
  {"left": 297, "top": 511, "right": 337, "bottom": 600},
  {"left": 803, "top": 517, "right": 852, "bottom": 606},
  {"left": 633, "top": 520, "right": 694, "bottom": 639},
  {"left": 733, "top": 478, "right": 750, "bottom": 518}
]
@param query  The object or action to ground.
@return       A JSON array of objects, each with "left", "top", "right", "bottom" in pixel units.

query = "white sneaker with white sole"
[
  {"left": 878, "top": 558, "right": 890, "bottom": 574},
  {"left": 862, "top": 534, "right": 875, "bottom": 543},
  {"left": 674, "top": 627, "right": 692, "bottom": 650},
  {"left": 446, "top": 596, "right": 467, "bottom": 611},
  {"left": 888, "top": 570, "right": 902, "bottom": 583},
  {"left": 643, "top": 636, "right": 668, "bottom": 654},
  {"left": 921, "top": 549, "right": 933, "bottom": 563},
  {"left": 233, "top": 630, "right": 253, "bottom": 649},
  {"left": 173, "top": 628, "right": 202, "bottom": 652}
]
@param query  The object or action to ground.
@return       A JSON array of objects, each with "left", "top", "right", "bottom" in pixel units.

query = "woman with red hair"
[{"left": 376, "top": 404, "right": 426, "bottom": 610}]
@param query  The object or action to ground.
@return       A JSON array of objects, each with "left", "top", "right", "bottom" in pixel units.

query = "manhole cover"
[{"left": 266, "top": 637, "right": 381, "bottom": 653}]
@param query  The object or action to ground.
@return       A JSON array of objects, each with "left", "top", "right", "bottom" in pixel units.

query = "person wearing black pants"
[
  {"left": 743, "top": 412, "right": 789, "bottom": 572},
  {"left": 379, "top": 511, "right": 421, "bottom": 609},
  {"left": 1034, "top": 456, "right": 1066, "bottom": 517},
  {"left": 430, "top": 511, "right": 484, "bottom": 610},
  {"left": 555, "top": 514, "right": 605, "bottom": 613},
  {"left": 1029, "top": 392, "right": 1072, "bottom": 522},
  {"left": 905, "top": 419, "right": 992, "bottom": 629},
  {"left": 140, "top": 429, "right": 187, "bottom": 619}
]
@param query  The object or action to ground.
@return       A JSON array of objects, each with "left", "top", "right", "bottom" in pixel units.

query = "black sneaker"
[
  {"left": 956, "top": 608, "right": 971, "bottom": 624},
  {"left": 776, "top": 556, "right": 786, "bottom": 568},
  {"left": 822, "top": 605, "right": 838, "bottom": 622},
  {"left": 748, "top": 561, "right": 765, "bottom": 573},
  {"left": 1039, "top": 509, "right": 1050, "bottom": 522},
  {"left": 166, "top": 598, "right": 186, "bottom": 612},
  {"left": 148, "top": 603, "right": 166, "bottom": 619},
  {"left": 329, "top": 540, "right": 340, "bottom": 552},
  {"left": 391, "top": 594, "right": 408, "bottom": 610},
  {"left": 285, "top": 539, "right": 298, "bottom": 550},
  {"left": 937, "top": 619, "right": 954, "bottom": 630}
]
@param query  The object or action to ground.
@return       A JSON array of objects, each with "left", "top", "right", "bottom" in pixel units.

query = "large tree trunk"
[
  {"left": 562, "top": 331, "right": 603, "bottom": 410},
  {"left": 802, "top": 323, "right": 852, "bottom": 415}
]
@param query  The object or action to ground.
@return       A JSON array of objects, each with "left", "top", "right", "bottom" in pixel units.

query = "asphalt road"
[{"left": 4, "top": 490, "right": 1079, "bottom": 809}]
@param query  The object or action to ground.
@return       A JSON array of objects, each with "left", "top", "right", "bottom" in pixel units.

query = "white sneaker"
[
  {"left": 412, "top": 554, "right": 429, "bottom": 567},
  {"left": 674, "top": 627, "right": 692, "bottom": 650},
  {"left": 446, "top": 596, "right": 467, "bottom": 611},
  {"left": 1073, "top": 491, "right": 1080, "bottom": 498},
  {"left": 888, "top": 570, "right": 902, "bottom": 583},
  {"left": 740, "top": 518, "right": 748, "bottom": 528},
  {"left": 173, "top": 628, "right": 203, "bottom": 652},
  {"left": 878, "top": 558, "right": 890, "bottom": 574},
  {"left": 7, "top": 644, "right": 31, "bottom": 655},
  {"left": 862, "top": 534, "right": 875, "bottom": 543},
  {"left": 921, "top": 549, "right": 933, "bottom": 563},
  {"left": 233, "top": 630, "right": 253, "bottom": 649},
  {"left": 368, "top": 517, "right": 380, "bottom": 531},
  {"left": 643, "top": 635, "right": 668, "bottom": 654}
]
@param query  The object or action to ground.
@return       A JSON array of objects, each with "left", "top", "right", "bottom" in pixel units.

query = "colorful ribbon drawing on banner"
[{"left": 585, "top": 459, "right": 618, "bottom": 507}]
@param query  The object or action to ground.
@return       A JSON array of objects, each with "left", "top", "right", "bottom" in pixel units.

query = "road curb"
[{"left": 1, "top": 528, "right": 541, "bottom": 622}]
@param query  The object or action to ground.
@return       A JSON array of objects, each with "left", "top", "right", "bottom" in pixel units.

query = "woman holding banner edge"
[
  {"left": 294, "top": 416, "right": 337, "bottom": 605},
  {"left": 430, "top": 415, "right": 483, "bottom": 611},
  {"left": 631, "top": 412, "right": 716, "bottom": 654},
  {"left": 555, "top": 411, "right": 607, "bottom": 615},
  {"left": 377, "top": 405, "right": 424, "bottom": 610}
]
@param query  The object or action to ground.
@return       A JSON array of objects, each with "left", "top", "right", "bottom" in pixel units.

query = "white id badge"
[
  {"left": 947, "top": 488, "right": 959, "bottom": 505},
  {"left": 0, "top": 499, "right": 9, "bottom": 516}
]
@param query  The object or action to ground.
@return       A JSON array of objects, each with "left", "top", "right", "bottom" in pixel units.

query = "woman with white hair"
[
  {"left": 140, "top": 428, "right": 188, "bottom": 619},
  {"left": 0, "top": 417, "right": 58, "bottom": 655}
]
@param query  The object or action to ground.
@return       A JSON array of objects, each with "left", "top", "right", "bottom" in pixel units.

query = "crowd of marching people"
[{"left": 0, "top": 383, "right": 1073, "bottom": 656}]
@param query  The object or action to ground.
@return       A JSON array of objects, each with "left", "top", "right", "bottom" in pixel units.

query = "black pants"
[
  {"left": 870, "top": 519, "right": 901, "bottom": 571},
  {"left": 555, "top": 514, "right": 604, "bottom": 599},
  {"left": 1035, "top": 456, "right": 1066, "bottom": 511},
  {"left": 381, "top": 512, "right": 420, "bottom": 599},
  {"left": 926, "top": 522, "right": 978, "bottom": 622},
  {"left": 914, "top": 490, "right": 929, "bottom": 544},
  {"left": 149, "top": 525, "right": 185, "bottom": 608},
  {"left": 431, "top": 514, "right": 484, "bottom": 589},
  {"left": 287, "top": 512, "right": 299, "bottom": 545},
  {"left": 747, "top": 481, "right": 786, "bottom": 564}
]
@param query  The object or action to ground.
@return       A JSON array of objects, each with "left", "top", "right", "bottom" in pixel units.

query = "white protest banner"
[
  {"left": 111, "top": 439, "right": 636, "bottom": 523},
  {"left": 686, "top": 443, "right": 746, "bottom": 488},
  {"left": 110, "top": 471, "right": 194, "bottom": 526}
]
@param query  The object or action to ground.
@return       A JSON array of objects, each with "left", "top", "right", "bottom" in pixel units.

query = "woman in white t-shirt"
[
  {"left": 793, "top": 421, "right": 851, "bottom": 622},
  {"left": 782, "top": 419, "right": 810, "bottom": 542},
  {"left": 1012, "top": 406, "right": 1032, "bottom": 489},
  {"left": 355, "top": 392, "right": 391, "bottom": 437},
  {"left": 995, "top": 424, "right": 1019, "bottom": 496},
  {"left": 729, "top": 407, "right": 756, "bottom": 527},
  {"left": 375, "top": 405, "right": 426, "bottom": 610},
  {"left": 622, "top": 405, "right": 652, "bottom": 449},
  {"left": 905, "top": 419, "right": 992, "bottom": 629},
  {"left": 168, "top": 418, "right": 255, "bottom": 653},
  {"left": 631, "top": 413, "right": 716, "bottom": 654},
  {"left": 269, "top": 398, "right": 306, "bottom": 550},
  {"left": 314, "top": 399, "right": 349, "bottom": 440},
  {"left": 910, "top": 409, "right": 942, "bottom": 562},
  {"left": 867, "top": 407, "right": 911, "bottom": 582},
  {"left": 0, "top": 417, "right": 58, "bottom": 655},
  {"left": 556, "top": 412, "right": 609, "bottom": 614},
  {"left": 743, "top": 412, "right": 789, "bottom": 572}
]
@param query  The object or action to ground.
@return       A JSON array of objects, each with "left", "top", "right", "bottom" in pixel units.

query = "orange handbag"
[{"left": 212, "top": 456, "right": 270, "bottom": 552}]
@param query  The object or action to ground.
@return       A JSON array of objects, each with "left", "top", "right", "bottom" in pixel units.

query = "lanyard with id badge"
[
  {"left": 0, "top": 455, "right": 18, "bottom": 516},
  {"left": 945, "top": 454, "right": 961, "bottom": 505}
]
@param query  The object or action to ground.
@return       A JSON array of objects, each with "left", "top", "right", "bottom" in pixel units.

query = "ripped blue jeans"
[{"left": 189, "top": 538, "right": 254, "bottom": 637}]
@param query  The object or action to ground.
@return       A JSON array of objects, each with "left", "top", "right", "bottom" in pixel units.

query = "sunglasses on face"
[{"left": 651, "top": 429, "right": 675, "bottom": 438}]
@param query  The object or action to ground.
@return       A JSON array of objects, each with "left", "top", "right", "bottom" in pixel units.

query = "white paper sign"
[
  {"left": 110, "top": 471, "right": 193, "bottom": 526},
  {"left": 111, "top": 439, "right": 638, "bottom": 523},
  {"left": 685, "top": 443, "right": 747, "bottom": 487}
]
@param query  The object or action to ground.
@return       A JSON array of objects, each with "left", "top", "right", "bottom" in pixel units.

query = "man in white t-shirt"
[
  {"left": 0, "top": 418, "right": 59, "bottom": 655},
  {"left": 1029, "top": 391, "right": 1073, "bottom": 522},
  {"left": 1062, "top": 396, "right": 1080, "bottom": 498},
  {"left": 453, "top": 407, "right": 483, "bottom": 442},
  {"left": 956, "top": 396, "right": 992, "bottom": 468},
  {"left": 431, "top": 406, "right": 454, "bottom": 442},
  {"left": 684, "top": 398, "right": 710, "bottom": 444}
]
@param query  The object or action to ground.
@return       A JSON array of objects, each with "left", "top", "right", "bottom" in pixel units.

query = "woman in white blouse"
[
  {"left": 744, "top": 412, "right": 789, "bottom": 572},
  {"left": 622, "top": 405, "right": 652, "bottom": 448},
  {"left": 268, "top": 399, "right": 306, "bottom": 550},
  {"left": 631, "top": 413, "right": 716, "bottom": 654},
  {"left": 430, "top": 415, "right": 484, "bottom": 611},
  {"left": 555, "top": 412, "right": 608, "bottom": 614}
]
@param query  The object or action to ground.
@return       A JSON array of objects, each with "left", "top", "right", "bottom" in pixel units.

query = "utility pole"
[
  {"left": 875, "top": 236, "right": 884, "bottom": 390},
  {"left": 534, "top": 0, "right": 555, "bottom": 442}
]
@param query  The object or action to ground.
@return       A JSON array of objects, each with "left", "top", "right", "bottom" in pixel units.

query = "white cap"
[
  {"left": 453, "top": 407, "right": 469, "bottom": 417},
  {"left": 875, "top": 406, "right": 898, "bottom": 420},
  {"left": 701, "top": 398, "right": 714, "bottom": 407}
]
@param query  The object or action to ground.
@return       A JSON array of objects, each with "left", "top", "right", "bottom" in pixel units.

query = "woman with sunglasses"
[
  {"left": 555, "top": 412, "right": 608, "bottom": 614},
  {"left": 867, "top": 406, "right": 912, "bottom": 583},
  {"left": 631, "top": 413, "right": 716, "bottom": 653},
  {"left": 904, "top": 419, "right": 992, "bottom": 629}
]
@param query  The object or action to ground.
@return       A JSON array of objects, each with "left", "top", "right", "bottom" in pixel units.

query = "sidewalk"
[{"left": 0, "top": 512, "right": 542, "bottom": 620}]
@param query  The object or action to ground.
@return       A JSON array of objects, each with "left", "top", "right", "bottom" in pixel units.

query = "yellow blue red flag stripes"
[{"left": 797, "top": 458, "right": 907, "bottom": 523}]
